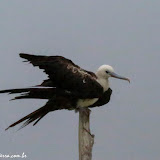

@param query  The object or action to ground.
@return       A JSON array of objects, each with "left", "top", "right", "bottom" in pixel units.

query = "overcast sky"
[{"left": 0, "top": 1, "right": 160, "bottom": 160}]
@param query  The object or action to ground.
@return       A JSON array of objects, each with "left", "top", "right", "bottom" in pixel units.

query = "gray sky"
[{"left": 0, "top": 0, "right": 160, "bottom": 160}]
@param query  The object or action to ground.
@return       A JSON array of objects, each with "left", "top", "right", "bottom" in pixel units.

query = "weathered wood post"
[{"left": 79, "top": 108, "right": 94, "bottom": 160}]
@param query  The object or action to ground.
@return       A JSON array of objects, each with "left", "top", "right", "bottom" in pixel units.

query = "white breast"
[
  {"left": 96, "top": 78, "right": 109, "bottom": 92},
  {"left": 77, "top": 98, "right": 98, "bottom": 108}
]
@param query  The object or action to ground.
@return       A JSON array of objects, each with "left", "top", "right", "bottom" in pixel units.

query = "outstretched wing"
[{"left": 20, "top": 53, "right": 103, "bottom": 98}]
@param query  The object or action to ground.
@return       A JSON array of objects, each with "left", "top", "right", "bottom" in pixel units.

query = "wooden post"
[{"left": 79, "top": 108, "right": 94, "bottom": 160}]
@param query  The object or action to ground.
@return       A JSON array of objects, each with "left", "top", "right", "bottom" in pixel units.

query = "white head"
[{"left": 96, "top": 65, "right": 130, "bottom": 82}]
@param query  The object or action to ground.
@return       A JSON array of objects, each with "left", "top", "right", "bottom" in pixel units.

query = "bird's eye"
[{"left": 106, "top": 71, "right": 109, "bottom": 74}]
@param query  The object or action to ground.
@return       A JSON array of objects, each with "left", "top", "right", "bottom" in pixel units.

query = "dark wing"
[
  {"left": 1, "top": 87, "right": 77, "bottom": 130},
  {"left": 89, "top": 88, "right": 112, "bottom": 108},
  {"left": 0, "top": 88, "right": 56, "bottom": 100},
  {"left": 0, "top": 87, "right": 79, "bottom": 100},
  {"left": 19, "top": 53, "right": 103, "bottom": 98},
  {"left": 37, "top": 79, "right": 55, "bottom": 87}
]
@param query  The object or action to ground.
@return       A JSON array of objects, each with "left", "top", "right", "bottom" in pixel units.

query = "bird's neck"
[{"left": 96, "top": 76, "right": 109, "bottom": 92}]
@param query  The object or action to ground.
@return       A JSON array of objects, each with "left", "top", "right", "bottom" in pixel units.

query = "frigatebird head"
[{"left": 97, "top": 65, "right": 130, "bottom": 83}]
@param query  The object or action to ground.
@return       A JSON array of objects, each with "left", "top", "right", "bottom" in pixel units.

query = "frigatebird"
[{"left": 0, "top": 53, "right": 130, "bottom": 130}]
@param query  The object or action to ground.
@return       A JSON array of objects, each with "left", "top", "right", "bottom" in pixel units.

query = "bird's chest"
[
  {"left": 97, "top": 78, "right": 109, "bottom": 92},
  {"left": 77, "top": 98, "right": 98, "bottom": 108}
]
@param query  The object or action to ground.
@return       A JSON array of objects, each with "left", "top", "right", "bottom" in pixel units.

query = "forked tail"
[
  {"left": 5, "top": 105, "right": 49, "bottom": 130},
  {"left": 0, "top": 87, "right": 57, "bottom": 130},
  {"left": 0, "top": 87, "right": 72, "bottom": 130},
  {"left": 0, "top": 87, "right": 56, "bottom": 100}
]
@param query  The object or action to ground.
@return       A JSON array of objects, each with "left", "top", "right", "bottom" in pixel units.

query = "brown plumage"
[
  {"left": 0, "top": 53, "right": 112, "bottom": 130},
  {"left": 19, "top": 53, "right": 103, "bottom": 98}
]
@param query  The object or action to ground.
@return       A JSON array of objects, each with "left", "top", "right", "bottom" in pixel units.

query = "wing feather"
[
  {"left": 19, "top": 53, "right": 103, "bottom": 98},
  {"left": 89, "top": 88, "right": 112, "bottom": 108}
]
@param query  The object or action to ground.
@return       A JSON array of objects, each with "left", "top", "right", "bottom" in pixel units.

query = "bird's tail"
[
  {"left": 0, "top": 87, "right": 56, "bottom": 130},
  {"left": 0, "top": 87, "right": 71, "bottom": 130},
  {"left": 0, "top": 87, "right": 56, "bottom": 100},
  {"left": 5, "top": 105, "right": 49, "bottom": 130}
]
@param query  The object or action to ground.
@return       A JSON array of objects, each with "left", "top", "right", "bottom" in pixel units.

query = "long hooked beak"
[{"left": 110, "top": 72, "right": 130, "bottom": 83}]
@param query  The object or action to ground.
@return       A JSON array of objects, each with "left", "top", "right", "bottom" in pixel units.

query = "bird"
[{"left": 0, "top": 53, "right": 130, "bottom": 130}]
